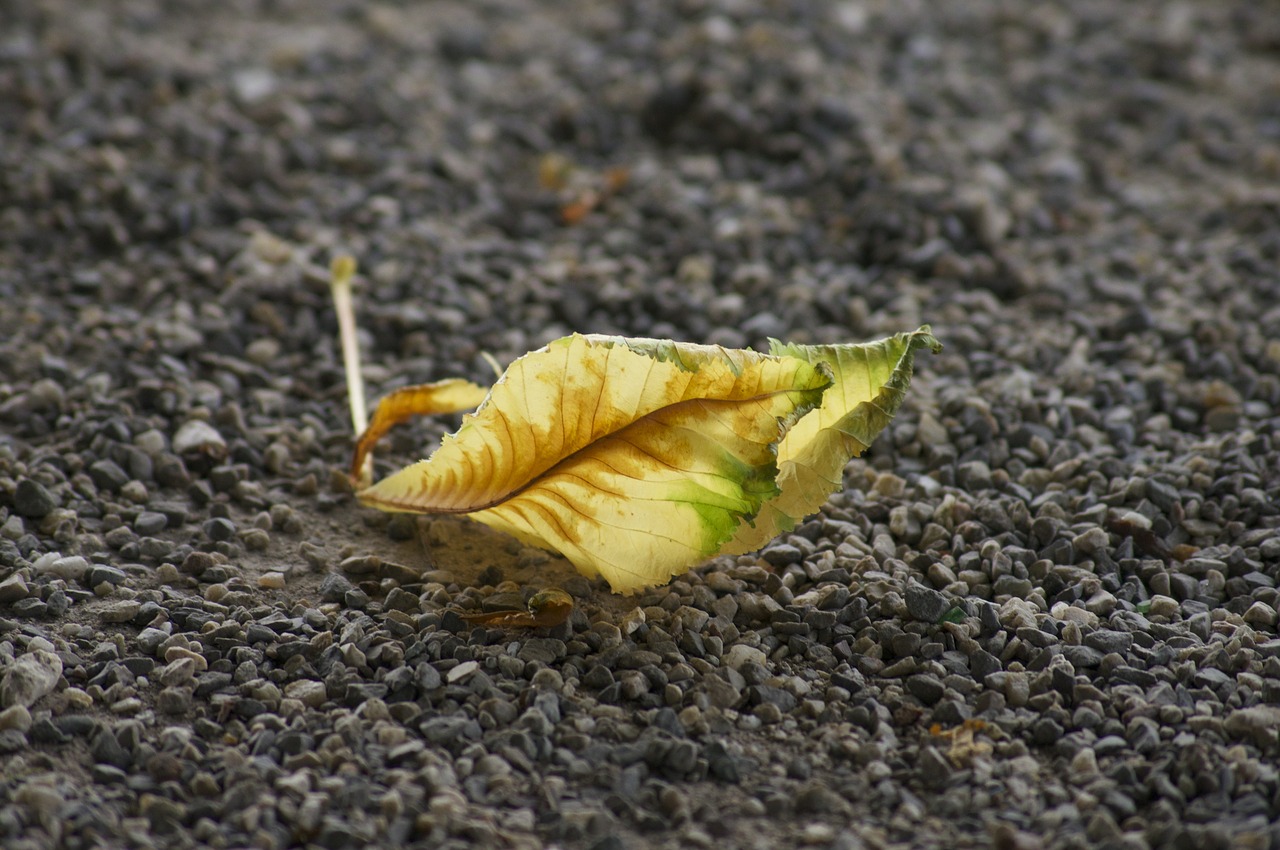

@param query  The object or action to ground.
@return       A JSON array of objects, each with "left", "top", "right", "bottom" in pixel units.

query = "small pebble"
[
  {"left": 173, "top": 420, "right": 227, "bottom": 457},
  {"left": 258, "top": 571, "right": 286, "bottom": 589},
  {"left": 13, "top": 479, "right": 59, "bottom": 518}
]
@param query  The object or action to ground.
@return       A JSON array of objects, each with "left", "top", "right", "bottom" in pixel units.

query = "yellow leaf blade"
[{"left": 470, "top": 386, "right": 825, "bottom": 593}]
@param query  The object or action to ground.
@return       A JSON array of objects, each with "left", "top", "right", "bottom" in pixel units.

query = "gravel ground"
[{"left": 3, "top": 1, "right": 1280, "bottom": 848}]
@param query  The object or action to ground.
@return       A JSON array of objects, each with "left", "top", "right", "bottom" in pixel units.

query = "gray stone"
[
  {"left": 761, "top": 544, "right": 803, "bottom": 567},
  {"left": 1084, "top": 630, "right": 1132, "bottom": 655},
  {"left": 749, "top": 684, "right": 798, "bottom": 713},
  {"left": 993, "top": 575, "right": 1034, "bottom": 598},
  {"left": 133, "top": 511, "right": 168, "bottom": 535},
  {"left": 1146, "top": 479, "right": 1180, "bottom": 512},
  {"left": 13, "top": 479, "right": 58, "bottom": 518},
  {"left": 1126, "top": 716, "right": 1161, "bottom": 753},
  {"left": 1062, "top": 645, "right": 1104, "bottom": 668},
  {"left": 969, "top": 650, "right": 1002, "bottom": 678},
  {"left": 1031, "top": 717, "right": 1064, "bottom": 746},
  {"left": 905, "top": 584, "right": 950, "bottom": 623},
  {"left": 794, "top": 779, "right": 844, "bottom": 814},
  {"left": 318, "top": 572, "right": 354, "bottom": 602},
  {"left": 0, "top": 574, "right": 29, "bottom": 602},
  {"left": 88, "top": 459, "right": 129, "bottom": 492},
  {"left": 85, "top": 565, "right": 128, "bottom": 588},
  {"left": 905, "top": 674, "right": 946, "bottom": 705},
  {"left": 179, "top": 551, "right": 218, "bottom": 576},
  {"left": 202, "top": 518, "right": 236, "bottom": 541},
  {"left": 91, "top": 728, "right": 131, "bottom": 768},
  {"left": 956, "top": 461, "right": 993, "bottom": 491}
]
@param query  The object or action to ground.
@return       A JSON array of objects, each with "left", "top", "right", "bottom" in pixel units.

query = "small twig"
[{"left": 330, "top": 255, "right": 372, "bottom": 486}]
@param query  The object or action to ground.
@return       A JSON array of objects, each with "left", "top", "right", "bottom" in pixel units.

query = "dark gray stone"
[
  {"left": 133, "top": 511, "right": 168, "bottom": 535},
  {"left": 13, "top": 479, "right": 58, "bottom": 518},
  {"left": 905, "top": 584, "right": 950, "bottom": 623},
  {"left": 88, "top": 459, "right": 129, "bottom": 492},
  {"left": 202, "top": 517, "right": 236, "bottom": 541},
  {"left": 905, "top": 674, "right": 946, "bottom": 705}
]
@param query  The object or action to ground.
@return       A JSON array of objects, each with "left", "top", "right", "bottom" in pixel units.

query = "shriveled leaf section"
[
  {"left": 358, "top": 334, "right": 831, "bottom": 593},
  {"left": 349, "top": 379, "right": 491, "bottom": 485},
  {"left": 725, "top": 326, "right": 942, "bottom": 554}
]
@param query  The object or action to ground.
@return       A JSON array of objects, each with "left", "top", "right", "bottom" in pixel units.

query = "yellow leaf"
[
  {"left": 352, "top": 329, "right": 939, "bottom": 594},
  {"left": 357, "top": 334, "right": 830, "bottom": 593}
]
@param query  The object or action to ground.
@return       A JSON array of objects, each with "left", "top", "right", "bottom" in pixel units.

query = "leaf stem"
[{"left": 330, "top": 255, "right": 371, "bottom": 484}]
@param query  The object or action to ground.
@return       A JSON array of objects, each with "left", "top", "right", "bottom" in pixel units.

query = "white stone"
[
  {"left": 173, "top": 420, "right": 226, "bottom": 456},
  {"left": 158, "top": 657, "right": 197, "bottom": 688},
  {"left": 284, "top": 680, "right": 328, "bottom": 708},
  {"left": 1050, "top": 602, "right": 1099, "bottom": 626},
  {"left": 0, "top": 574, "right": 29, "bottom": 602},
  {"left": 62, "top": 687, "right": 93, "bottom": 709},
  {"left": 0, "top": 649, "right": 63, "bottom": 708},
  {"left": 1243, "top": 602, "right": 1278, "bottom": 628},
  {"left": 163, "top": 646, "right": 208, "bottom": 672},
  {"left": 722, "top": 644, "right": 767, "bottom": 671},
  {"left": 35, "top": 554, "right": 88, "bottom": 581},
  {"left": 447, "top": 660, "right": 479, "bottom": 683},
  {"left": 998, "top": 598, "right": 1038, "bottom": 630}
]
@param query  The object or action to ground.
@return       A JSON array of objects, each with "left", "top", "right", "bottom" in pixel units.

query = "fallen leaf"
[
  {"left": 930, "top": 719, "right": 992, "bottom": 767},
  {"left": 351, "top": 328, "right": 939, "bottom": 593},
  {"left": 458, "top": 588, "right": 574, "bottom": 629},
  {"left": 535, "top": 153, "right": 630, "bottom": 224},
  {"left": 560, "top": 167, "right": 629, "bottom": 225}
]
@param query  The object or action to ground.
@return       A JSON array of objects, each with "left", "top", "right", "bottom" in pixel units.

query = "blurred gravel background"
[{"left": 2, "top": 1, "right": 1280, "bottom": 848}]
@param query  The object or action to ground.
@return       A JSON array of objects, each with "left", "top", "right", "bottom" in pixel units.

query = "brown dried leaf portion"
[
  {"left": 457, "top": 588, "right": 574, "bottom": 629},
  {"left": 350, "top": 380, "right": 490, "bottom": 487},
  {"left": 561, "top": 167, "right": 630, "bottom": 225},
  {"left": 929, "top": 719, "right": 993, "bottom": 767},
  {"left": 535, "top": 153, "right": 630, "bottom": 224}
]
